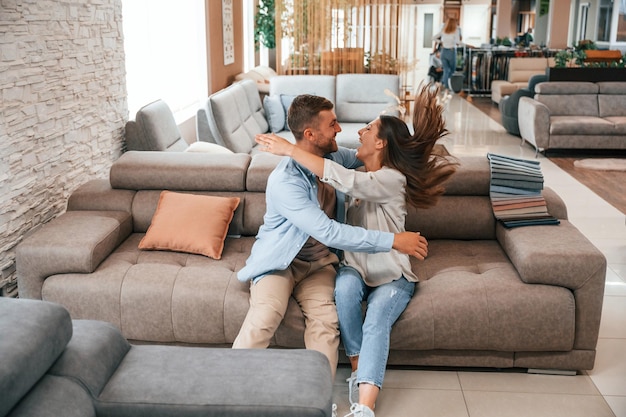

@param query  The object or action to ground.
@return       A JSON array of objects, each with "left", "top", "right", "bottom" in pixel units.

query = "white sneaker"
[
  {"left": 346, "top": 371, "right": 359, "bottom": 405},
  {"left": 343, "top": 403, "right": 375, "bottom": 417}
]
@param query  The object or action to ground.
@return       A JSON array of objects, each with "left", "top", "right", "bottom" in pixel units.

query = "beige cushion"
[{"left": 139, "top": 191, "right": 240, "bottom": 259}]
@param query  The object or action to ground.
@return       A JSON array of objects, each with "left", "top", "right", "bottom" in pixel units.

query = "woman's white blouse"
[{"left": 322, "top": 159, "right": 419, "bottom": 286}]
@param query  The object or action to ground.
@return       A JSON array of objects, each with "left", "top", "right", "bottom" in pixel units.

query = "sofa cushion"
[
  {"left": 549, "top": 116, "right": 616, "bottom": 135},
  {"left": 263, "top": 95, "right": 285, "bottom": 133},
  {"left": 280, "top": 94, "right": 296, "bottom": 130},
  {"left": 139, "top": 191, "right": 240, "bottom": 259},
  {"left": 536, "top": 94, "right": 599, "bottom": 117},
  {"left": 605, "top": 116, "right": 626, "bottom": 134},
  {"left": 110, "top": 151, "right": 251, "bottom": 192},
  {"left": 403, "top": 239, "right": 575, "bottom": 351},
  {"left": 95, "top": 348, "right": 333, "bottom": 417},
  {"left": 49, "top": 320, "right": 131, "bottom": 397},
  {"left": 207, "top": 79, "right": 269, "bottom": 153},
  {"left": 184, "top": 142, "right": 234, "bottom": 154},
  {"left": 598, "top": 82, "right": 626, "bottom": 117},
  {"left": 7, "top": 375, "right": 96, "bottom": 417},
  {"left": 0, "top": 298, "right": 73, "bottom": 417},
  {"left": 17, "top": 210, "right": 132, "bottom": 277},
  {"left": 269, "top": 75, "right": 336, "bottom": 104},
  {"left": 126, "top": 99, "right": 189, "bottom": 152},
  {"left": 507, "top": 57, "right": 550, "bottom": 82},
  {"left": 335, "top": 73, "right": 400, "bottom": 122}
]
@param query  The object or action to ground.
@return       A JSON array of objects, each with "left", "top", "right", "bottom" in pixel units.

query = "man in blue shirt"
[{"left": 233, "top": 94, "right": 428, "bottom": 378}]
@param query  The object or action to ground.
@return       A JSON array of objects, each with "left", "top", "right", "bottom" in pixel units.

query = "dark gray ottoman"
[
  {"left": 57, "top": 320, "right": 334, "bottom": 417},
  {"left": 2, "top": 298, "right": 334, "bottom": 417}
]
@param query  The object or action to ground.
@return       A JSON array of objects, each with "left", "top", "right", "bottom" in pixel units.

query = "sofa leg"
[{"left": 527, "top": 368, "right": 577, "bottom": 376}]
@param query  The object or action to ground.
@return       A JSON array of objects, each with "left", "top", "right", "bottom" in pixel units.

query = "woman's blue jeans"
[
  {"left": 440, "top": 47, "right": 456, "bottom": 91},
  {"left": 334, "top": 266, "right": 415, "bottom": 389}
]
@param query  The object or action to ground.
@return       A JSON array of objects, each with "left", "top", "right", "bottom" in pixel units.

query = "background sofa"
[
  {"left": 197, "top": 74, "right": 400, "bottom": 153},
  {"left": 1, "top": 297, "right": 333, "bottom": 417},
  {"left": 16, "top": 150, "right": 606, "bottom": 372},
  {"left": 518, "top": 81, "right": 626, "bottom": 154},
  {"left": 491, "top": 57, "right": 554, "bottom": 104}
]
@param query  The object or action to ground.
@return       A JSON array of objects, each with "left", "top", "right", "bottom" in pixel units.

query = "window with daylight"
[{"left": 122, "top": 0, "right": 208, "bottom": 121}]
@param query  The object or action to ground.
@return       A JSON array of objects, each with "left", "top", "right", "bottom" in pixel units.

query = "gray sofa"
[
  {"left": 16, "top": 150, "right": 607, "bottom": 372},
  {"left": 518, "top": 81, "right": 626, "bottom": 154},
  {"left": 197, "top": 74, "right": 400, "bottom": 153},
  {"left": 1, "top": 297, "right": 333, "bottom": 417}
]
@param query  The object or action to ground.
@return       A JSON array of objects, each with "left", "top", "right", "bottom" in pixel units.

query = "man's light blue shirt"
[{"left": 237, "top": 147, "right": 395, "bottom": 282}]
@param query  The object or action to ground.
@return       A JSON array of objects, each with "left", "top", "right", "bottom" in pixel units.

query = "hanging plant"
[{"left": 254, "top": 0, "right": 276, "bottom": 51}]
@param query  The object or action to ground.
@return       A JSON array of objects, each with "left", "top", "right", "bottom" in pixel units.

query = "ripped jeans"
[{"left": 334, "top": 266, "right": 416, "bottom": 388}]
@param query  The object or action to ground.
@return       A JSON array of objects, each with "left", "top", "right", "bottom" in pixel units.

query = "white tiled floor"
[{"left": 332, "top": 94, "right": 626, "bottom": 417}]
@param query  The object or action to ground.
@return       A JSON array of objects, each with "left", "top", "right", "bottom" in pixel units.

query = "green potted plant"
[
  {"left": 549, "top": 48, "right": 626, "bottom": 81},
  {"left": 254, "top": 0, "right": 275, "bottom": 51}
]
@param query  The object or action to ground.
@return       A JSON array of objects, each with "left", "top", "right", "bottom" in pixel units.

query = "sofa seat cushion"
[
  {"left": 395, "top": 240, "right": 575, "bottom": 352},
  {"left": 41, "top": 234, "right": 257, "bottom": 344},
  {"left": 96, "top": 347, "right": 332, "bottom": 417},
  {"left": 550, "top": 116, "right": 616, "bottom": 135},
  {"left": 605, "top": 116, "right": 626, "bottom": 134}
]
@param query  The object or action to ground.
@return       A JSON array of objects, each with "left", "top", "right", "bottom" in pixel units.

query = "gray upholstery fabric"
[
  {"left": 16, "top": 211, "right": 132, "bottom": 299},
  {"left": 519, "top": 81, "right": 626, "bottom": 152},
  {"left": 126, "top": 100, "right": 189, "bottom": 152},
  {"left": 205, "top": 79, "right": 268, "bottom": 153},
  {"left": 335, "top": 73, "right": 400, "bottom": 121},
  {"left": 269, "top": 75, "right": 336, "bottom": 102},
  {"left": 0, "top": 298, "right": 73, "bottom": 417},
  {"left": 16, "top": 154, "right": 607, "bottom": 371},
  {"left": 49, "top": 320, "right": 131, "bottom": 397},
  {"left": 7, "top": 375, "right": 96, "bottom": 417},
  {"left": 499, "top": 74, "right": 546, "bottom": 136},
  {"left": 96, "top": 347, "right": 333, "bottom": 417},
  {"left": 110, "top": 151, "right": 251, "bottom": 191},
  {"left": 2, "top": 299, "right": 332, "bottom": 417}
]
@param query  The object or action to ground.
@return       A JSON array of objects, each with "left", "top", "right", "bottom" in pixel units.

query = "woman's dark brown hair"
[{"left": 379, "top": 84, "right": 457, "bottom": 208}]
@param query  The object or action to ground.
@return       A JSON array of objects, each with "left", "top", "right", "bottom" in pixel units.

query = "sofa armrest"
[
  {"left": 16, "top": 211, "right": 132, "bottom": 299},
  {"left": 497, "top": 221, "right": 606, "bottom": 349},
  {"left": 518, "top": 96, "right": 550, "bottom": 150}
]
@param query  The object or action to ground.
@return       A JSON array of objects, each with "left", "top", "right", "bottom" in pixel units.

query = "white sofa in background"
[{"left": 196, "top": 74, "right": 401, "bottom": 153}]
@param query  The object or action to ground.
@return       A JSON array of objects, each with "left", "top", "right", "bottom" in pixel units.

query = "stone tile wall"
[{"left": 0, "top": 0, "right": 127, "bottom": 296}]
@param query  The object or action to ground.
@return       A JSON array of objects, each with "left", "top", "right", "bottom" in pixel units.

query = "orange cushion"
[{"left": 139, "top": 191, "right": 240, "bottom": 259}]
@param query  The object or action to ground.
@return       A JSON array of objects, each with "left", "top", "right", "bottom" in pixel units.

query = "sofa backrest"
[
  {"left": 0, "top": 298, "right": 74, "bottom": 417},
  {"left": 70, "top": 152, "right": 567, "bottom": 243},
  {"left": 508, "top": 57, "right": 552, "bottom": 83},
  {"left": 597, "top": 81, "right": 626, "bottom": 117},
  {"left": 335, "top": 74, "right": 400, "bottom": 122},
  {"left": 269, "top": 75, "right": 336, "bottom": 104},
  {"left": 204, "top": 79, "right": 269, "bottom": 154},
  {"left": 534, "top": 81, "right": 600, "bottom": 117},
  {"left": 125, "top": 99, "right": 190, "bottom": 152}
]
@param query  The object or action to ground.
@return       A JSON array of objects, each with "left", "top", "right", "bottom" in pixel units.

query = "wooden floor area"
[{"left": 467, "top": 95, "right": 626, "bottom": 215}]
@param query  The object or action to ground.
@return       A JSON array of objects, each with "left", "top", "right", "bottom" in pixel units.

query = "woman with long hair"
[
  {"left": 433, "top": 17, "right": 462, "bottom": 96},
  {"left": 256, "top": 84, "right": 457, "bottom": 417}
]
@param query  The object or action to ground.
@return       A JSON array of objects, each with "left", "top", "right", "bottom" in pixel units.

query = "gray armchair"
[{"left": 499, "top": 74, "right": 548, "bottom": 136}]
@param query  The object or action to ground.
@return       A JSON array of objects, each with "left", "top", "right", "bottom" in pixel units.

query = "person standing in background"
[{"left": 433, "top": 17, "right": 462, "bottom": 97}]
